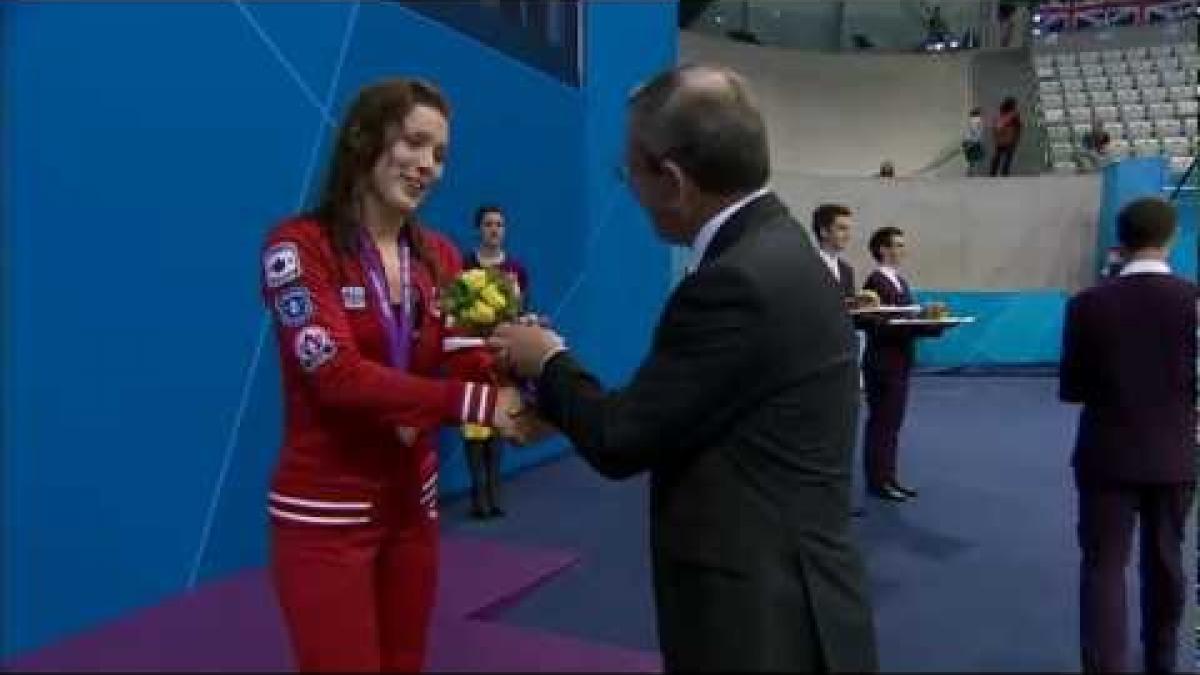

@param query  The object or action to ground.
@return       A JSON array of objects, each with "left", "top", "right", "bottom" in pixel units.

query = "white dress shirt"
[
  {"left": 1118, "top": 259, "right": 1171, "bottom": 276},
  {"left": 819, "top": 248, "right": 842, "bottom": 282},
  {"left": 688, "top": 186, "right": 771, "bottom": 273},
  {"left": 877, "top": 265, "right": 905, "bottom": 293}
]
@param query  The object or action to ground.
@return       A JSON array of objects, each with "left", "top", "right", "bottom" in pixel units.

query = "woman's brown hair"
[{"left": 311, "top": 78, "right": 451, "bottom": 283}]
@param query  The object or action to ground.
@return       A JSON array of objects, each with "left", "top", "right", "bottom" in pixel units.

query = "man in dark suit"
[
  {"left": 491, "top": 65, "right": 878, "bottom": 672},
  {"left": 812, "top": 203, "right": 857, "bottom": 299},
  {"left": 1059, "top": 196, "right": 1197, "bottom": 673},
  {"left": 860, "top": 226, "right": 942, "bottom": 502},
  {"left": 813, "top": 204, "right": 869, "bottom": 518}
]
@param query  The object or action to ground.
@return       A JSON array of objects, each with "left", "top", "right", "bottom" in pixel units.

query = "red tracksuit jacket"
[{"left": 260, "top": 217, "right": 495, "bottom": 527}]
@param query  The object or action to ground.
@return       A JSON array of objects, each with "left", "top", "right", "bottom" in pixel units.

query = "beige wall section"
[
  {"left": 780, "top": 173, "right": 1103, "bottom": 291},
  {"left": 679, "top": 30, "right": 975, "bottom": 179}
]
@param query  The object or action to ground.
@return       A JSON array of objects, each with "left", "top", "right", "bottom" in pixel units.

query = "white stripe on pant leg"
[
  {"left": 475, "top": 386, "right": 491, "bottom": 425},
  {"left": 461, "top": 382, "right": 475, "bottom": 422},
  {"left": 268, "top": 491, "right": 371, "bottom": 510},
  {"left": 268, "top": 507, "right": 370, "bottom": 525}
]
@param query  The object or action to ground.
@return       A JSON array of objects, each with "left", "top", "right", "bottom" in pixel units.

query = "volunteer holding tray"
[{"left": 859, "top": 226, "right": 969, "bottom": 503}]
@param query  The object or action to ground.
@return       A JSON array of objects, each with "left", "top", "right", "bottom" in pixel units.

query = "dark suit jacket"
[
  {"left": 537, "top": 193, "right": 877, "bottom": 671},
  {"left": 861, "top": 269, "right": 920, "bottom": 373},
  {"left": 1059, "top": 271, "right": 1198, "bottom": 485}
]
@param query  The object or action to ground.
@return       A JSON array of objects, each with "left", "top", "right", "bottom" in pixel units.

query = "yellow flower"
[
  {"left": 462, "top": 269, "right": 487, "bottom": 291},
  {"left": 468, "top": 301, "right": 496, "bottom": 325},
  {"left": 480, "top": 284, "right": 507, "bottom": 310},
  {"left": 462, "top": 423, "right": 493, "bottom": 440}
]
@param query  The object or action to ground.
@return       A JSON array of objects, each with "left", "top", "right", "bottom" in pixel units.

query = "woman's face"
[
  {"left": 368, "top": 103, "right": 448, "bottom": 214},
  {"left": 480, "top": 211, "right": 506, "bottom": 248}
]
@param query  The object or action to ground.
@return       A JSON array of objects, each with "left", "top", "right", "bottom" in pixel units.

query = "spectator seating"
[{"left": 1033, "top": 40, "right": 1197, "bottom": 176}]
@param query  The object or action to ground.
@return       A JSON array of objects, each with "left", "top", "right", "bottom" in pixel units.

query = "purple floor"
[{"left": 8, "top": 535, "right": 662, "bottom": 672}]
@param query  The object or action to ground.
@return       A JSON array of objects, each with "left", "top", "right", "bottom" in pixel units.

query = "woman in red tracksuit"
[{"left": 259, "top": 78, "right": 523, "bottom": 672}]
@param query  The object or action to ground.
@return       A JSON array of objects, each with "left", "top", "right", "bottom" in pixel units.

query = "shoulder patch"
[
  {"left": 293, "top": 325, "right": 337, "bottom": 372},
  {"left": 264, "top": 242, "right": 301, "bottom": 288},
  {"left": 275, "top": 286, "right": 314, "bottom": 328}
]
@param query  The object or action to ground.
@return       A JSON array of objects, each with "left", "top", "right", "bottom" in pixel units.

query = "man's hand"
[
  {"left": 491, "top": 386, "right": 557, "bottom": 445},
  {"left": 489, "top": 323, "right": 567, "bottom": 380}
]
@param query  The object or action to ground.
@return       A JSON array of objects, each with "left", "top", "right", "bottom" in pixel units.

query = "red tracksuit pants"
[{"left": 270, "top": 501, "right": 438, "bottom": 672}]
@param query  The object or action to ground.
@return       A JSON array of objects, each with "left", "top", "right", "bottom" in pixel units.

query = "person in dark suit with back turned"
[
  {"left": 490, "top": 64, "right": 878, "bottom": 673},
  {"left": 860, "top": 226, "right": 943, "bottom": 502},
  {"left": 1059, "top": 196, "right": 1197, "bottom": 674}
]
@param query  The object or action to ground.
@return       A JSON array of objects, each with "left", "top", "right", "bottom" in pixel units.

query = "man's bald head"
[{"left": 628, "top": 63, "right": 770, "bottom": 196}]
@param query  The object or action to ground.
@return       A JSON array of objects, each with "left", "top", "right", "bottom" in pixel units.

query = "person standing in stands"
[
  {"left": 259, "top": 78, "right": 534, "bottom": 672},
  {"left": 1059, "top": 197, "right": 1197, "bottom": 673},
  {"left": 962, "top": 107, "right": 986, "bottom": 176},
  {"left": 860, "top": 226, "right": 944, "bottom": 502},
  {"left": 989, "top": 96, "right": 1022, "bottom": 176},
  {"left": 461, "top": 204, "right": 530, "bottom": 519}
]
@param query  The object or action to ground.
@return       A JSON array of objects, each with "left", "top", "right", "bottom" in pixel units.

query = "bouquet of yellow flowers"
[
  {"left": 442, "top": 267, "right": 522, "bottom": 441},
  {"left": 441, "top": 267, "right": 522, "bottom": 336}
]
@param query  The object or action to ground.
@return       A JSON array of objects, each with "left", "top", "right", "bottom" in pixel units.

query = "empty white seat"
[
  {"left": 1037, "top": 65, "right": 1057, "bottom": 79},
  {"left": 1150, "top": 44, "right": 1174, "bottom": 58},
  {"left": 1065, "top": 91, "right": 1089, "bottom": 107},
  {"left": 1108, "top": 138, "right": 1132, "bottom": 158},
  {"left": 1115, "top": 88, "right": 1141, "bottom": 104},
  {"left": 1121, "top": 103, "right": 1147, "bottom": 120},
  {"left": 1177, "top": 99, "right": 1199, "bottom": 117},
  {"left": 1132, "top": 59, "right": 1159, "bottom": 74},
  {"left": 1050, "top": 142, "right": 1075, "bottom": 162},
  {"left": 1059, "top": 65, "right": 1083, "bottom": 79},
  {"left": 1102, "top": 121, "right": 1127, "bottom": 140},
  {"left": 1148, "top": 102, "right": 1176, "bottom": 119},
  {"left": 1040, "top": 80, "right": 1063, "bottom": 94},
  {"left": 1111, "top": 74, "right": 1135, "bottom": 89},
  {"left": 1182, "top": 117, "right": 1199, "bottom": 136},
  {"left": 1180, "top": 54, "right": 1200, "bottom": 69},
  {"left": 1089, "top": 90, "right": 1115, "bottom": 106},
  {"left": 1040, "top": 92, "right": 1065, "bottom": 109},
  {"left": 1168, "top": 155, "right": 1195, "bottom": 176},
  {"left": 1133, "top": 137, "right": 1162, "bottom": 157},
  {"left": 1043, "top": 107, "right": 1066, "bottom": 123},
  {"left": 1103, "top": 61, "right": 1129, "bottom": 76},
  {"left": 1085, "top": 76, "right": 1109, "bottom": 91},
  {"left": 1052, "top": 160, "right": 1078, "bottom": 174},
  {"left": 1046, "top": 124, "right": 1071, "bottom": 141},
  {"left": 1034, "top": 54, "right": 1055, "bottom": 69},
  {"left": 1125, "top": 46, "right": 1149, "bottom": 60},
  {"left": 1102, "top": 48, "right": 1125, "bottom": 62},
  {"left": 1081, "top": 63, "right": 1106, "bottom": 78},
  {"left": 1071, "top": 122, "right": 1094, "bottom": 140},
  {"left": 1068, "top": 106, "right": 1093, "bottom": 122},
  {"left": 1155, "top": 119, "right": 1183, "bottom": 137},
  {"left": 1094, "top": 105, "right": 1120, "bottom": 122},
  {"left": 1163, "top": 71, "right": 1189, "bottom": 87},
  {"left": 1127, "top": 120, "right": 1155, "bottom": 139},
  {"left": 1141, "top": 87, "right": 1168, "bottom": 104},
  {"left": 1055, "top": 53, "right": 1077, "bottom": 67},
  {"left": 1162, "top": 135, "right": 1191, "bottom": 156},
  {"left": 1157, "top": 57, "right": 1179, "bottom": 71},
  {"left": 1176, "top": 41, "right": 1198, "bottom": 55},
  {"left": 1136, "top": 72, "right": 1161, "bottom": 88},
  {"left": 1079, "top": 51, "right": 1102, "bottom": 64},
  {"left": 1062, "top": 78, "right": 1085, "bottom": 92}
]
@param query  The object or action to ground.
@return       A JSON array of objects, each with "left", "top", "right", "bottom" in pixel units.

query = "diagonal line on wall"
[
  {"left": 186, "top": 0, "right": 360, "bottom": 591},
  {"left": 230, "top": 0, "right": 337, "bottom": 127},
  {"left": 548, "top": 183, "right": 629, "bottom": 322}
]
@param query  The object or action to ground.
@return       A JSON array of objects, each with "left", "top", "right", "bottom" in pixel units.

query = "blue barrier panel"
[{"left": 914, "top": 290, "right": 1069, "bottom": 367}]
